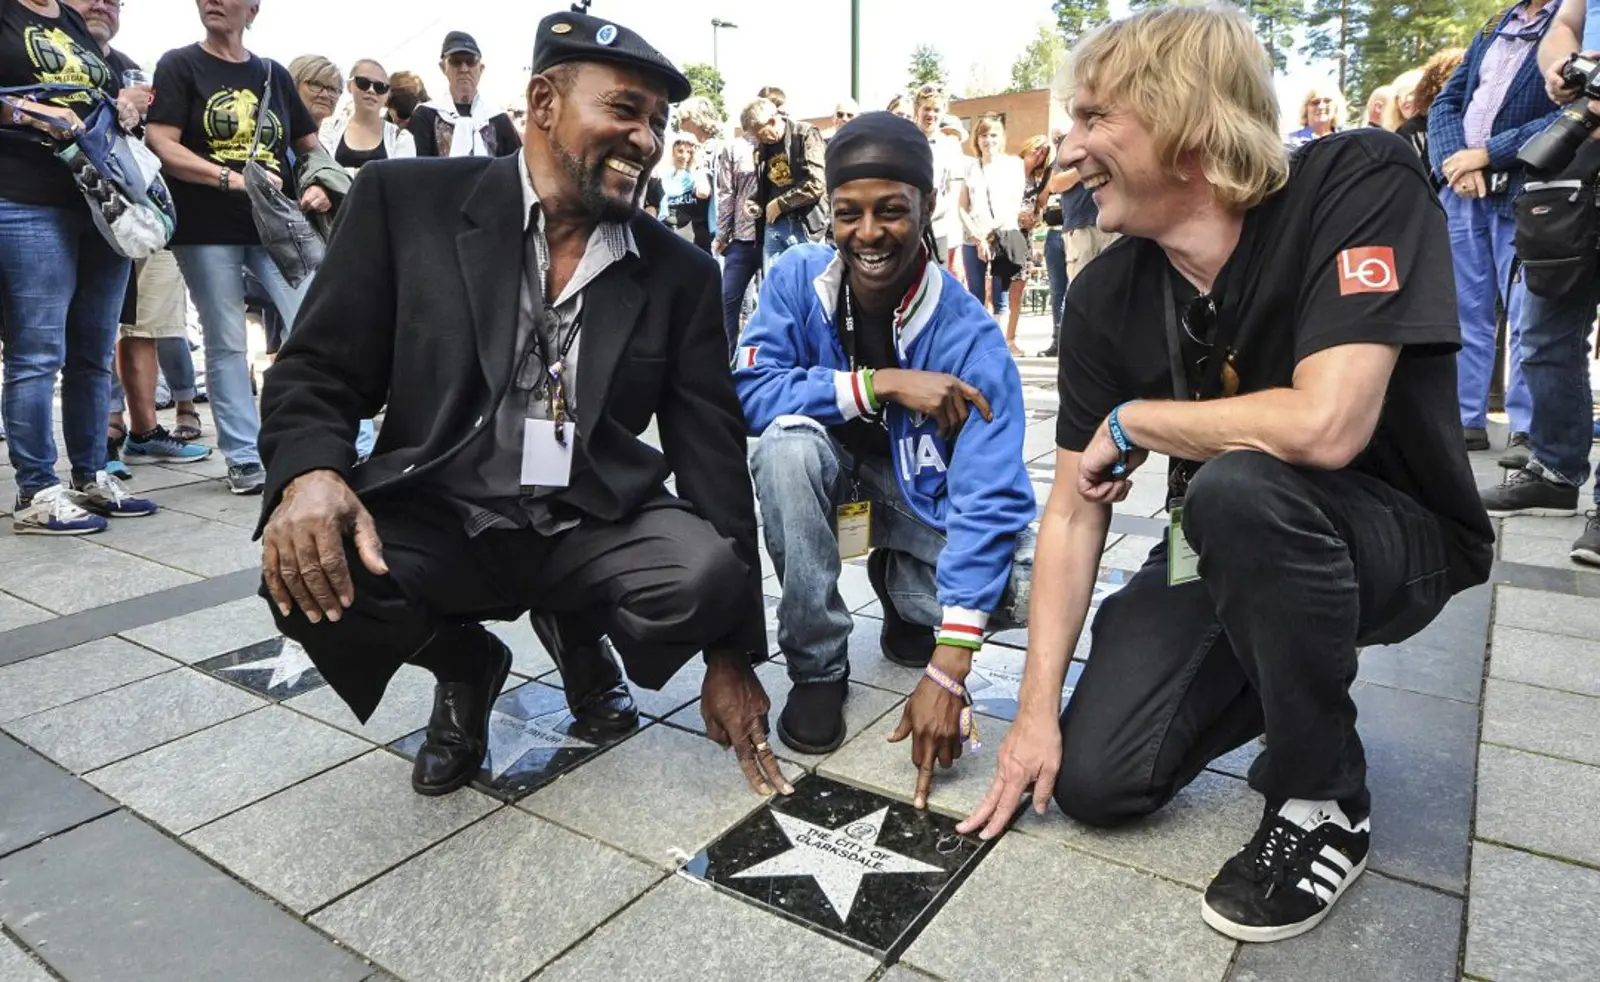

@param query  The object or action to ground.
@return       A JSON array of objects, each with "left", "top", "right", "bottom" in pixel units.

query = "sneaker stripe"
[
  {"left": 1296, "top": 876, "right": 1334, "bottom": 903},
  {"left": 1319, "top": 845, "right": 1355, "bottom": 873},
  {"left": 1310, "top": 861, "right": 1345, "bottom": 889}
]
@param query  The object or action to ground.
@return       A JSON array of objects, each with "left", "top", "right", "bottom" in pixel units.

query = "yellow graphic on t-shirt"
[
  {"left": 767, "top": 153, "right": 794, "bottom": 188},
  {"left": 201, "top": 88, "right": 284, "bottom": 171},
  {"left": 24, "top": 25, "right": 111, "bottom": 105}
]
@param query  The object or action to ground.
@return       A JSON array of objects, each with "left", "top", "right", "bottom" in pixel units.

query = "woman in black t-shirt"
[
  {"left": 0, "top": 0, "right": 154, "bottom": 534},
  {"left": 144, "top": 0, "right": 322, "bottom": 495}
]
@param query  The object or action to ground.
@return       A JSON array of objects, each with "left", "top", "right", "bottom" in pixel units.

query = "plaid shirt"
[{"left": 715, "top": 136, "right": 758, "bottom": 244}]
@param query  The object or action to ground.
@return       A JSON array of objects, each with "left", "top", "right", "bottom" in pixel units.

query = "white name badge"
[{"left": 520, "top": 418, "right": 572, "bottom": 488}]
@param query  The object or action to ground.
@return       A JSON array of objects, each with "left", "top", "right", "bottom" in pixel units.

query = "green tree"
[
  {"left": 682, "top": 63, "right": 726, "bottom": 118},
  {"left": 1009, "top": 24, "right": 1068, "bottom": 93},
  {"left": 1244, "top": 0, "right": 1307, "bottom": 73},
  {"left": 1052, "top": 0, "right": 1110, "bottom": 44},
  {"left": 907, "top": 44, "right": 949, "bottom": 91},
  {"left": 1305, "top": 0, "right": 1502, "bottom": 107}
]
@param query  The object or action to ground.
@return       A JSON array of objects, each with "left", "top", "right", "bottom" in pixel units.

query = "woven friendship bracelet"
[{"left": 923, "top": 664, "right": 981, "bottom": 752}]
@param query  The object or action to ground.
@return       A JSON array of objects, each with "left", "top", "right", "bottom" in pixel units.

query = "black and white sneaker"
[
  {"left": 1572, "top": 511, "right": 1600, "bottom": 568},
  {"left": 1201, "top": 798, "right": 1369, "bottom": 943},
  {"left": 1480, "top": 468, "right": 1579, "bottom": 518}
]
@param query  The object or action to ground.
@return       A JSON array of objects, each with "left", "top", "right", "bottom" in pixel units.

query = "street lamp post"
[
  {"left": 851, "top": 0, "right": 860, "bottom": 102},
  {"left": 711, "top": 18, "right": 738, "bottom": 73}
]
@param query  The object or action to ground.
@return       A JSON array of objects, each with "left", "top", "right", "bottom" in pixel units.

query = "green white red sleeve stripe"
[
  {"left": 832, "top": 370, "right": 871, "bottom": 421},
  {"left": 937, "top": 607, "right": 988, "bottom": 649}
]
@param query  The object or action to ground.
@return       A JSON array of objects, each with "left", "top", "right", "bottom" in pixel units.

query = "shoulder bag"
[{"left": 242, "top": 64, "right": 323, "bottom": 288}]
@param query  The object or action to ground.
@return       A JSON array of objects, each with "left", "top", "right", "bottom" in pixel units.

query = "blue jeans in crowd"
[
  {"left": 1441, "top": 189, "right": 1531, "bottom": 432},
  {"left": 962, "top": 243, "right": 1014, "bottom": 315},
  {"left": 1519, "top": 280, "right": 1600, "bottom": 507},
  {"left": 1044, "top": 228, "right": 1067, "bottom": 345},
  {"left": 172, "top": 245, "right": 307, "bottom": 468},
  {"left": 0, "top": 199, "right": 131, "bottom": 498},
  {"left": 763, "top": 213, "right": 809, "bottom": 273},
  {"left": 721, "top": 239, "right": 761, "bottom": 357},
  {"left": 110, "top": 337, "right": 197, "bottom": 409}
]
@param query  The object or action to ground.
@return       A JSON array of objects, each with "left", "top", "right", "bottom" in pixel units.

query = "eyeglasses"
[
  {"left": 303, "top": 79, "right": 341, "bottom": 99},
  {"left": 836, "top": 111, "right": 856, "bottom": 120},
  {"left": 352, "top": 76, "right": 391, "bottom": 96},
  {"left": 446, "top": 55, "right": 480, "bottom": 69},
  {"left": 1307, "top": 97, "right": 1333, "bottom": 107}
]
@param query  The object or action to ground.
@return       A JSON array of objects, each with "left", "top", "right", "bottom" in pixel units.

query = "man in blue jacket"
[
  {"left": 1427, "top": 0, "right": 1562, "bottom": 457},
  {"left": 735, "top": 113, "right": 1035, "bottom": 806}
]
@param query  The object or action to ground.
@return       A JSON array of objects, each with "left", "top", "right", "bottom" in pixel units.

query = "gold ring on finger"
[{"left": 754, "top": 742, "right": 771, "bottom": 752}]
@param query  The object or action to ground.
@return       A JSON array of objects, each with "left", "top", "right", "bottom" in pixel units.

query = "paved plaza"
[{"left": 1, "top": 315, "right": 1597, "bottom": 982}]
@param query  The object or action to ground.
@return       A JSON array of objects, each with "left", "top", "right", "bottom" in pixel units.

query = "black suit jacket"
[{"left": 257, "top": 154, "right": 765, "bottom": 660}]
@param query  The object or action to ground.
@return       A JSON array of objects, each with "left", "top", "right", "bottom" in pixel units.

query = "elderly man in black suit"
[{"left": 254, "top": 10, "right": 787, "bottom": 799}]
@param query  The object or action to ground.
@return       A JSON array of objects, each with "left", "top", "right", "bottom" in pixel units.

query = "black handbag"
[
  {"left": 242, "top": 66, "right": 324, "bottom": 288},
  {"left": 1514, "top": 142, "right": 1600, "bottom": 299}
]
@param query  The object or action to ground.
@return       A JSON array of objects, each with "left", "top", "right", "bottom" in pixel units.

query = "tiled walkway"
[{"left": 2, "top": 315, "right": 1597, "bottom": 982}]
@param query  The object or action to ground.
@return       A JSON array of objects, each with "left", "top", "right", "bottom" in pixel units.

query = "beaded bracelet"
[{"left": 924, "top": 663, "right": 980, "bottom": 752}]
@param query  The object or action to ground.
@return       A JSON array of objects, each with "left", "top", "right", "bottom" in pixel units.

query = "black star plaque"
[
  {"left": 686, "top": 775, "right": 994, "bottom": 960},
  {"left": 195, "top": 637, "right": 327, "bottom": 701}
]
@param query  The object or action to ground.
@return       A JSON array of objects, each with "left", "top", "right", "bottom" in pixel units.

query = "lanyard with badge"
[
  {"left": 515, "top": 225, "right": 581, "bottom": 491},
  {"left": 833, "top": 277, "right": 880, "bottom": 561}
]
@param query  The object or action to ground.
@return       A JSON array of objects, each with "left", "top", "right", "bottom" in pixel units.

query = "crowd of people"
[{"left": 3, "top": 0, "right": 1599, "bottom": 954}]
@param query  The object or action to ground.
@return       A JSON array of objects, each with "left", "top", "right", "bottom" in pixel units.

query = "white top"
[
  {"left": 959, "top": 154, "right": 1026, "bottom": 244},
  {"left": 317, "top": 112, "right": 416, "bottom": 167}
]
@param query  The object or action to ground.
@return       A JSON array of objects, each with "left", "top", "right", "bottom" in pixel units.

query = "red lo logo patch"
[{"left": 1337, "top": 246, "right": 1399, "bottom": 296}]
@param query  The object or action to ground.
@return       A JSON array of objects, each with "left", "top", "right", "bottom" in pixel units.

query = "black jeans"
[
  {"left": 265, "top": 492, "right": 748, "bottom": 721},
  {"left": 1055, "top": 451, "right": 1453, "bottom": 827}
]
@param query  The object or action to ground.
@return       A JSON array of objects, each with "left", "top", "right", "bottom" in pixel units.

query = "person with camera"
[
  {"left": 1427, "top": 0, "right": 1564, "bottom": 458},
  {"left": 956, "top": 6, "right": 1493, "bottom": 943},
  {"left": 1480, "top": 0, "right": 1600, "bottom": 566}
]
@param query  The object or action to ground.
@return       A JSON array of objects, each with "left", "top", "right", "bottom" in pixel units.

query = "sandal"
[{"left": 172, "top": 409, "right": 203, "bottom": 443}]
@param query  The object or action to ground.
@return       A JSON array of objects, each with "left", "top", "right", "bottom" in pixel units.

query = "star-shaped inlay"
[
  {"left": 731, "top": 806, "right": 941, "bottom": 923},
  {"left": 484, "top": 707, "right": 594, "bottom": 779},
  {"left": 217, "top": 638, "right": 316, "bottom": 691}
]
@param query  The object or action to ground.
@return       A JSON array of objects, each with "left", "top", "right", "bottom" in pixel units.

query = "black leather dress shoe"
[
  {"left": 867, "top": 549, "right": 936, "bottom": 668},
  {"left": 412, "top": 633, "right": 513, "bottom": 796},
  {"left": 528, "top": 611, "right": 639, "bottom": 739}
]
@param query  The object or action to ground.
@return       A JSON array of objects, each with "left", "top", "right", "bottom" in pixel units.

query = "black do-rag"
[{"left": 825, "top": 111, "right": 935, "bottom": 195}]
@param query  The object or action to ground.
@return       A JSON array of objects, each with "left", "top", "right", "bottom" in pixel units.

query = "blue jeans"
[
  {"left": 1441, "top": 189, "right": 1531, "bottom": 431},
  {"left": 750, "top": 417, "right": 1029, "bottom": 683},
  {"left": 0, "top": 199, "right": 131, "bottom": 497},
  {"left": 762, "top": 214, "right": 808, "bottom": 273},
  {"left": 172, "top": 245, "right": 307, "bottom": 467},
  {"left": 1519, "top": 281, "right": 1600, "bottom": 506},
  {"left": 962, "top": 243, "right": 1014, "bottom": 315},
  {"left": 721, "top": 239, "right": 761, "bottom": 357},
  {"left": 1044, "top": 228, "right": 1067, "bottom": 344}
]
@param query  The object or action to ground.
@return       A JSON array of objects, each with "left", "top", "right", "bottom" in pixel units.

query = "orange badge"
[{"left": 1337, "top": 246, "right": 1399, "bottom": 296}]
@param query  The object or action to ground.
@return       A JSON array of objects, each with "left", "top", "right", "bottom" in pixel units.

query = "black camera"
[{"left": 1517, "top": 53, "right": 1600, "bottom": 173}]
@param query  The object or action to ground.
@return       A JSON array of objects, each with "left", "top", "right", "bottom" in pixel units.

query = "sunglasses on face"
[
  {"left": 447, "top": 55, "right": 480, "bottom": 70},
  {"left": 836, "top": 111, "right": 856, "bottom": 120},
  {"left": 1307, "top": 98, "right": 1333, "bottom": 107},
  {"left": 352, "top": 76, "right": 391, "bottom": 96}
]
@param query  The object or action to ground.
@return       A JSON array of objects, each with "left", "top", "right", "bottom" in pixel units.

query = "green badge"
[{"left": 1168, "top": 504, "right": 1201, "bottom": 586}]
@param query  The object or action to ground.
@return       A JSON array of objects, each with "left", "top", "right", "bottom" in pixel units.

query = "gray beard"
[{"left": 549, "top": 134, "right": 638, "bottom": 224}]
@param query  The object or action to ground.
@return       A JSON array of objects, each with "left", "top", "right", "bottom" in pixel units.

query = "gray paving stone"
[
  {"left": 521, "top": 724, "right": 772, "bottom": 869},
  {"left": 1353, "top": 681, "right": 1478, "bottom": 894},
  {"left": 1475, "top": 744, "right": 1600, "bottom": 868},
  {"left": 186, "top": 750, "right": 499, "bottom": 913},
  {"left": 96, "top": 508, "right": 260, "bottom": 577},
  {"left": 819, "top": 710, "right": 1011, "bottom": 819},
  {"left": 843, "top": 615, "right": 926, "bottom": 696},
  {"left": 0, "top": 591, "right": 51, "bottom": 633},
  {"left": 903, "top": 833, "right": 1233, "bottom": 982},
  {"left": 1017, "top": 769, "right": 1261, "bottom": 890},
  {"left": 119, "top": 596, "right": 281, "bottom": 664},
  {"left": 1493, "top": 585, "right": 1600, "bottom": 643},
  {"left": 534, "top": 875, "right": 879, "bottom": 982},
  {"left": 0, "top": 934, "right": 53, "bottom": 982},
  {"left": 0, "top": 733, "right": 115, "bottom": 858},
  {"left": 1229, "top": 871, "right": 1461, "bottom": 982},
  {"left": 484, "top": 617, "right": 556, "bottom": 679},
  {"left": 86, "top": 705, "right": 367, "bottom": 834},
  {"left": 312, "top": 808, "right": 660, "bottom": 982},
  {"left": 0, "top": 637, "right": 175, "bottom": 723},
  {"left": 1207, "top": 739, "right": 1259, "bottom": 781},
  {"left": 1357, "top": 583, "right": 1490, "bottom": 704},
  {"left": 1101, "top": 534, "right": 1161, "bottom": 571},
  {"left": 285, "top": 663, "right": 440, "bottom": 745},
  {"left": 147, "top": 480, "right": 268, "bottom": 529},
  {"left": 1489, "top": 624, "right": 1600, "bottom": 698},
  {"left": 1501, "top": 513, "right": 1593, "bottom": 540},
  {"left": 0, "top": 545, "right": 199, "bottom": 615},
  {"left": 1482, "top": 678, "right": 1600, "bottom": 767},
  {"left": 1499, "top": 532, "right": 1600, "bottom": 573},
  {"left": 111, "top": 460, "right": 216, "bottom": 493},
  {"left": 878, "top": 968, "right": 943, "bottom": 982},
  {"left": 621, "top": 653, "right": 704, "bottom": 718},
  {"left": 3, "top": 668, "right": 264, "bottom": 773},
  {"left": 1465, "top": 843, "right": 1600, "bottom": 982},
  {"left": 0, "top": 812, "right": 371, "bottom": 982}
]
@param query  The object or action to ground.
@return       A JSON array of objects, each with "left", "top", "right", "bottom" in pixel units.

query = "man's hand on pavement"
[
  {"left": 872, "top": 368, "right": 992, "bottom": 439},
  {"left": 261, "top": 469, "right": 387, "bottom": 624},
  {"left": 957, "top": 705, "right": 1062, "bottom": 840},
  {"left": 702, "top": 651, "right": 794, "bottom": 796},
  {"left": 886, "top": 644, "right": 973, "bottom": 809}
]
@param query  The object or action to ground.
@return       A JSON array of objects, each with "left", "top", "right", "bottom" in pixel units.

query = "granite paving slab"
[
  {"left": 1228, "top": 871, "right": 1462, "bottom": 982},
  {"left": 1481, "top": 677, "right": 1600, "bottom": 767},
  {"left": 185, "top": 750, "right": 499, "bottom": 913},
  {"left": 3, "top": 668, "right": 264, "bottom": 773},
  {"left": 311, "top": 808, "right": 660, "bottom": 982},
  {"left": 484, "top": 617, "right": 557, "bottom": 679},
  {"left": 1474, "top": 744, "right": 1600, "bottom": 868},
  {"left": 819, "top": 711, "right": 1010, "bottom": 820},
  {"left": 0, "top": 934, "right": 53, "bottom": 982},
  {"left": 285, "top": 663, "right": 442, "bottom": 745},
  {"left": 0, "top": 592, "right": 51, "bottom": 633},
  {"left": 0, "top": 544, "right": 199, "bottom": 615},
  {"left": 1101, "top": 534, "right": 1162, "bottom": 571},
  {"left": 521, "top": 723, "right": 775, "bottom": 869},
  {"left": 1492, "top": 584, "right": 1600, "bottom": 641},
  {"left": 1465, "top": 843, "right": 1600, "bottom": 982},
  {"left": 95, "top": 508, "right": 260, "bottom": 577},
  {"left": 0, "top": 637, "right": 175, "bottom": 723},
  {"left": 841, "top": 615, "right": 926, "bottom": 696},
  {"left": 146, "top": 480, "right": 270, "bottom": 529},
  {"left": 1500, "top": 513, "right": 1593, "bottom": 540},
  {"left": 109, "top": 459, "right": 216, "bottom": 493},
  {"left": 533, "top": 874, "right": 881, "bottom": 982},
  {"left": 902, "top": 832, "right": 1234, "bottom": 982},
  {"left": 1356, "top": 583, "right": 1490, "bottom": 705},
  {"left": 0, "top": 733, "right": 115, "bottom": 858},
  {"left": 1016, "top": 769, "right": 1260, "bottom": 890},
  {"left": 1488, "top": 624, "right": 1600, "bottom": 698},
  {"left": 118, "top": 596, "right": 280, "bottom": 664},
  {"left": 391, "top": 681, "right": 639, "bottom": 801},
  {"left": 1499, "top": 531, "right": 1600, "bottom": 573},
  {"left": 619, "top": 651, "right": 705, "bottom": 718},
  {"left": 0, "top": 812, "right": 372, "bottom": 982},
  {"left": 194, "top": 636, "right": 327, "bottom": 701},
  {"left": 968, "top": 644, "right": 1083, "bottom": 721},
  {"left": 685, "top": 774, "right": 992, "bottom": 960}
]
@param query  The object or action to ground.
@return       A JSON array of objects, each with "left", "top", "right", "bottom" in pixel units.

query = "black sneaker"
[
  {"left": 1498, "top": 432, "right": 1531, "bottom": 470},
  {"left": 1038, "top": 345, "right": 1059, "bottom": 358},
  {"left": 1201, "top": 799, "right": 1370, "bottom": 943},
  {"left": 867, "top": 549, "right": 936, "bottom": 668},
  {"left": 776, "top": 678, "right": 850, "bottom": 755},
  {"left": 1480, "top": 468, "right": 1579, "bottom": 518},
  {"left": 1464, "top": 426, "right": 1490, "bottom": 452},
  {"left": 1572, "top": 511, "right": 1600, "bottom": 568},
  {"left": 227, "top": 462, "right": 266, "bottom": 496}
]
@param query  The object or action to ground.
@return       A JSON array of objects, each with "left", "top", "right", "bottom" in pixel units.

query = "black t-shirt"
[
  {"left": 831, "top": 280, "right": 897, "bottom": 459},
  {"left": 148, "top": 44, "right": 315, "bottom": 246},
  {"left": 0, "top": 0, "right": 119, "bottom": 209},
  {"left": 334, "top": 133, "right": 385, "bottom": 170},
  {"left": 1055, "top": 129, "right": 1494, "bottom": 587}
]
